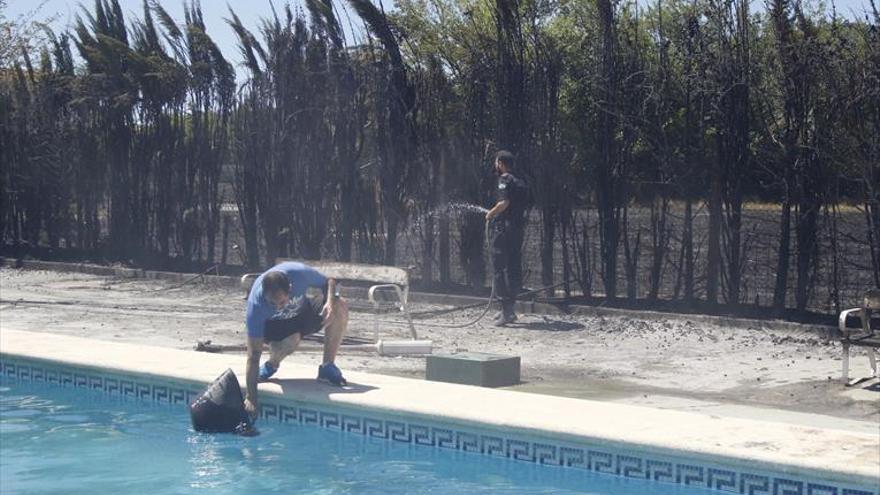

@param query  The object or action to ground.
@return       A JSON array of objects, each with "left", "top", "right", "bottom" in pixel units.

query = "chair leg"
[
  {"left": 373, "top": 302, "right": 380, "bottom": 343},
  {"left": 399, "top": 286, "right": 417, "bottom": 340},
  {"left": 869, "top": 351, "right": 878, "bottom": 379},
  {"left": 403, "top": 306, "right": 417, "bottom": 340},
  {"left": 842, "top": 341, "right": 850, "bottom": 381}
]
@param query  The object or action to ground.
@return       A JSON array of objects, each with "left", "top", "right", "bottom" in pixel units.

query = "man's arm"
[
  {"left": 244, "top": 337, "right": 263, "bottom": 417},
  {"left": 320, "top": 276, "right": 337, "bottom": 299},
  {"left": 486, "top": 200, "right": 510, "bottom": 221},
  {"left": 321, "top": 277, "right": 340, "bottom": 324}
]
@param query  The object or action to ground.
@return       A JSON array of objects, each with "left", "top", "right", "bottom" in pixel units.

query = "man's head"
[
  {"left": 494, "top": 150, "right": 515, "bottom": 176},
  {"left": 262, "top": 271, "right": 290, "bottom": 309}
]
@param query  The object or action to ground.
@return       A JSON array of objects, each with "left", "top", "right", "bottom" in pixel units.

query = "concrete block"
[{"left": 426, "top": 352, "right": 520, "bottom": 387}]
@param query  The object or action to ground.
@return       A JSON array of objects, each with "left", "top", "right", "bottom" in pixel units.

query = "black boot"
[{"left": 494, "top": 303, "right": 517, "bottom": 326}]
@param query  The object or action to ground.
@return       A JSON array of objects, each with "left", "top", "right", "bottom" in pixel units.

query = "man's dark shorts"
[{"left": 264, "top": 296, "right": 325, "bottom": 343}]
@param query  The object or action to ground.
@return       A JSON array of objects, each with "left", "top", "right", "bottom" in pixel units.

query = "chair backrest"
[
  {"left": 240, "top": 273, "right": 259, "bottom": 293},
  {"left": 274, "top": 258, "right": 409, "bottom": 287},
  {"left": 864, "top": 289, "right": 880, "bottom": 311}
]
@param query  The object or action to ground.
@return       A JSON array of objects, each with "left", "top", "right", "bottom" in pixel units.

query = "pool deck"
[{"left": 1, "top": 329, "right": 878, "bottom": 489}]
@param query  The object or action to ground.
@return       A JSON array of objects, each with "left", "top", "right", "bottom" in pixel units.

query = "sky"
[
  {"left": 5, "top": 0, "right": 374, "bottom": 80},
  {"left": 5, "top": 0, "right": 875, "bottom": 79}
]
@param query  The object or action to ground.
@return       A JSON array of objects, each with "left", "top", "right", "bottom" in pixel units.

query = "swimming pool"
[
  {"left": 1, "top": 376, "right": 720, "bottom": 495},
  {"left": 1, "top": 330, "right": 877, "bottom": 495}
]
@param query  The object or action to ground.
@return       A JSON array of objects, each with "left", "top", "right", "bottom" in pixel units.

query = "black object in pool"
[{"left": 189, "top": 368, "right": 256, "bottom": 435}]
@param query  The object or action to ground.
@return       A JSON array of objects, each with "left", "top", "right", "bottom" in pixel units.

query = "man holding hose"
[{"left": 485, "top": 150, "right": 529, "bottom": 326}]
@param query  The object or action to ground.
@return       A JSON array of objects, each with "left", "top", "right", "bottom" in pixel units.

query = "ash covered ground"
[{"left": 1, "top": 268, "right": 876, "bottom": 432}]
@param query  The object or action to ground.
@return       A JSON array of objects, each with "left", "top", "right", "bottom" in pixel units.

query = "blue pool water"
[{"left": 0, "top": 377, "right": 722, "bottom": 495}]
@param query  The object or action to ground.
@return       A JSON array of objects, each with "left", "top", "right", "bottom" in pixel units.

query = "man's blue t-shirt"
[{"left": 246, "top": 262, "right": 328, "bottom": 339}]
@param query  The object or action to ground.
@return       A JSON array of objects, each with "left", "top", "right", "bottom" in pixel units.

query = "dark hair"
[
  {"left": 494, "top": 150, "right": 515, "bottom": 169},
  {"left": 262, "top": 271, "right": 290, "bottom": 296}
]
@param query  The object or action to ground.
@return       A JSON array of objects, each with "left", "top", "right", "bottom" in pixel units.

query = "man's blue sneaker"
[
  {"left": 317, "top": 363, "right": 347, "bottom": 386},
  {"left": 259, "top": 361, "right": 278, "bottom": 381}
]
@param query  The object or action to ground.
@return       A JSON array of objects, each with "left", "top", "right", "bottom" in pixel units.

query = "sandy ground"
[{"left": 1, "top": 268, "right": 877, "bottom": 433}]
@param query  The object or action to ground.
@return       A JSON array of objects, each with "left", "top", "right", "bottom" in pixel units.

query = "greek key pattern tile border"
[{"left": 2, "top": 358, "right": 876, "bottom": 495}]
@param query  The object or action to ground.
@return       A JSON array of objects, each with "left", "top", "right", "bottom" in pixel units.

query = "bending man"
[{"left": 243, "top": 261, "right": 349, "bottom": 417}]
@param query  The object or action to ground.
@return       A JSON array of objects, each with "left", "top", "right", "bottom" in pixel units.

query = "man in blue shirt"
[{"left": 243, "top": 261, "right": 349, "bottom": 418}]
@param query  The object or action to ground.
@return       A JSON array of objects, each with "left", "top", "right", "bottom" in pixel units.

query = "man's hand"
[
  {"left": 321, "top": 298, "right": 339, "bottom": 326},
  {"left": 244, "top": 396, "right": 258, "bottom": 420},
  {"left": 322, "top": 278, "right": 340, "bottom": 325},
  {"left": 245, "top": 337, "right": 263, "bottom": 422},
  {"left": 486, "top": 200, "right": 508, "bottom": 222}
]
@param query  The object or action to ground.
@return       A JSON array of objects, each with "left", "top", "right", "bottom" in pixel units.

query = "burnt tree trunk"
[{"left": 773, "top": 198, "right": 792, "bottom": 310}]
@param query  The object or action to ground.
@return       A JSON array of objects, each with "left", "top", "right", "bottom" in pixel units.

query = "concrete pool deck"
[
  {"left": 3, "top": 265, "right": 878, "bottom": 428},
  {"left": 1, "top": 329, "right": 877, "bottom": 489}
]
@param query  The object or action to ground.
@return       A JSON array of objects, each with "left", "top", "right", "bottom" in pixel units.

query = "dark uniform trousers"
[{"left": 492, "top": 222, "right": 524, "bottom": 314}]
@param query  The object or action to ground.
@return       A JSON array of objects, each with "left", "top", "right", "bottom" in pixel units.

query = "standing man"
[
  {"left": 243, "top": 261, "right": 350, "bottom": 418},
  {"left": 485, "top": 150, "right": 529, "bottom": 326}
]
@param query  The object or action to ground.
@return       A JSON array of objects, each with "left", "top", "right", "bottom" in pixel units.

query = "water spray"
[
  {"left": 366, "top": 211, "right": 570, "bottom": 333},
  {"left": 416, "top": 218, "right": 497, "bottom": 329}
]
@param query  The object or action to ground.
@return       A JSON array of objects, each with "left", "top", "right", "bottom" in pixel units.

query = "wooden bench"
[
  {"left": 838, "top": 289, "right": 880, "bottom": 386},
  {"left": 240, "top": 259, "right": 417, "bottom": 342}
]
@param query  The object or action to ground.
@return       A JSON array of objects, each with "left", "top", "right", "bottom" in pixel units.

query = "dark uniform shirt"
[
  {"left": 492, "top": 171, "right": 528, "bottom": 309},
  {"left": 495, "top": 172, "right": 527, "bottom": 232}
]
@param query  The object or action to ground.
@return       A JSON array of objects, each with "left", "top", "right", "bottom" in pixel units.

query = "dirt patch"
[{"left": 1, "top": 267, "right": 877, "bottom": 428}]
